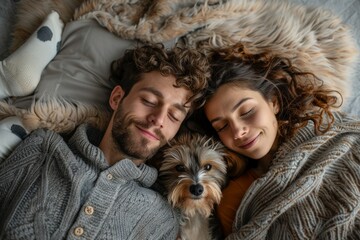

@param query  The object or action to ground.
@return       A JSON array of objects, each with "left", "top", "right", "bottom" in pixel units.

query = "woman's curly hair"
[
  {"left": 206, "top": 43, "right": 341, "bottom": 140},
  {"left": 110, "top": 43, "right": 210, "bottom": 115}
]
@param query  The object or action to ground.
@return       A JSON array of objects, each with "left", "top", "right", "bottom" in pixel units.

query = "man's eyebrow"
[
  {"left": 140, "top": 87, "right": 163, "bottom": 98},
  {"left": 209, "top": 97, "right": 251, "bottom": 124},
  {"left": 140, "top": 87, "right": 188, "bottom": 115}
]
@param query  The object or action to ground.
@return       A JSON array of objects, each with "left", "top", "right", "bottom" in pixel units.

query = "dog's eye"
[
  {"left": 175, "top": 165, "right": 186, "bottom": 172},
  {"left": 204, "top": 164, "right": 212, "bottom": 171}
]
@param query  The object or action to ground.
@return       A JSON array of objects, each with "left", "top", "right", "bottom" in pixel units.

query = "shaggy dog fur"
[
  {"left": 153, "top": 132, "right": 246, "bottom": 239},
  {"left": 158, "top": 133, "right": 228, "bottom": 239}
]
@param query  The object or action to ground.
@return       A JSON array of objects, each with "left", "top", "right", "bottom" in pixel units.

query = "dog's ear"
[{"left": 222, "top": 149, "right": 247, "bottom": 178}]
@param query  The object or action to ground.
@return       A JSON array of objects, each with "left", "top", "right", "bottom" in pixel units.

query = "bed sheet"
[{"left": 0, "top": 0, "right": 359, "bottom": 117}]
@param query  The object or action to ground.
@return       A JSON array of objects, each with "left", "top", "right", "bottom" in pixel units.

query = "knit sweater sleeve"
[{"left": 0, "top": 129, "right": 50, "bottom": 234}]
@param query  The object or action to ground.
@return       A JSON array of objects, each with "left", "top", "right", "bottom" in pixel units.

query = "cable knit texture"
[
  {"left": 227, "top": 112, "right": 360, "bottom": 239},
  {"left": 0, "top": 124, "right": 179, "bottom": 240}
]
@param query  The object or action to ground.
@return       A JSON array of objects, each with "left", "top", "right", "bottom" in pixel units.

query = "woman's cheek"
[{"left": 220, "top": 134, "right": 233, "bottom": 149}]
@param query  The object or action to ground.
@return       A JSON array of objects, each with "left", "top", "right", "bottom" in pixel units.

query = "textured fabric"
[
  {"left": 227, "top": 112, "right": 360, "bottom": 239},
  {"left": 74, "top": 0, "right": 358, "bottom": 102},
  {"left": 0, "top": 124, "right": 179, "bottom": 240},
  {"left": 216, "top": 169, "right": 259, "bottom": 237}
]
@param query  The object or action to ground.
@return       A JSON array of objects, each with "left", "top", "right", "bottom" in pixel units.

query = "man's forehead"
[{"left": 138, "top": 72, "right": 192, "bottom": 92}]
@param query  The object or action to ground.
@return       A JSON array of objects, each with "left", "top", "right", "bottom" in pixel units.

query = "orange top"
[{"left": 216, "top": 168, "right": 259, "bottom": 237}]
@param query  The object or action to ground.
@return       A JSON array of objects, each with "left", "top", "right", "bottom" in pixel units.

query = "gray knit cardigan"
[
  {"left": 227, "top": 112, "right": 360, "bottom": 239},
  {"left": 0, "top": 124, "right": 179, "bottom": 240}
]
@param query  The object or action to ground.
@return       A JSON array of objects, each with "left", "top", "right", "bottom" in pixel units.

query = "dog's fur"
[{"left": 157, "top": 133, "right": 246, "bottom": 240}]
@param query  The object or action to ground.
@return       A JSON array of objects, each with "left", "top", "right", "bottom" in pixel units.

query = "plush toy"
[
  {"left": 0, "top": 11, "right": 63, "bottom": 161},
  {"left": 0, "top": 11, "right": 63, "bottom": 99}
]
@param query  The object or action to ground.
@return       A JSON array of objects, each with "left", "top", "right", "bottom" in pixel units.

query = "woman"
[{"left": 202, "top": 44, "right": 360, "bottom": 239}]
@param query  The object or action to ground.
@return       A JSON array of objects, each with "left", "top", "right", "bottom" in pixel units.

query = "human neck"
[
  {"left": 254, "top": 136, "right": 280, "bottom": 176},
  {"left": 254, "top": 153, "right": 273, "bottom": 176},
  {"left": 100, "top": 141, "right": 145, "bottom": 166},
  {"left": 99, "top": 128, "right": 144, "bottom": 166}
]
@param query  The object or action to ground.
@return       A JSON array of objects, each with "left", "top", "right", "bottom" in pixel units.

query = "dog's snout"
[{"left": 190, "top": 184, "right": 204, "bottom": 196}]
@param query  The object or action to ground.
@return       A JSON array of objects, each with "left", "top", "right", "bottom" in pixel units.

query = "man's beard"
[{"left": 111, "top": 105, "right": 166, "bottom": 160}]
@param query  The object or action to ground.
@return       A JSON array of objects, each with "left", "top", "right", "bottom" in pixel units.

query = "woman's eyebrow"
[
  {"left": 231, "top": 97, "right": 251, "bottom": 113},
  {"left": 209, "top": 97, "right": 251, "bottom": 124}
]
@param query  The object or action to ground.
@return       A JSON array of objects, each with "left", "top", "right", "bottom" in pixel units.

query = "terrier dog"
[{"left": 158, "top": 133, "right": 228, "bottom": 240}]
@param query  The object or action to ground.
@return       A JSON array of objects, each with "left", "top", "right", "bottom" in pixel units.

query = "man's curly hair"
[
  {"left": 110, "top": 44, "right": 210, "bottom": 115},
  {"left": 206, "top": 43, "right": 341, "bottom": 140}
]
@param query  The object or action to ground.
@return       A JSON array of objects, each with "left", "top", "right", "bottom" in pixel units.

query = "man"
[{"left": 0, "top": 44, "right": 210, "bottom": 239}]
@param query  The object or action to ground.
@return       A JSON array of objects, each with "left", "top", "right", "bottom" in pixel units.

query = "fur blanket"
[
  {"left": 0, "top": 0, "right": 358, "bottom": 133},
  {"left": 74, "top": 0, "right": 358, "bottom": 99}
]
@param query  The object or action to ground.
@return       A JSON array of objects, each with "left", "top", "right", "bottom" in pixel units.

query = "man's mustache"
[{"left": 132, "top": 119, "right": 166, "bottom": 142}]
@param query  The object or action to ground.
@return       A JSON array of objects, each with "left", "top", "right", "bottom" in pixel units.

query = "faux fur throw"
[
  {"left": 0, "top": 0, "right": 358, "bottom": 134},
  {"left": 74, "top": 0, "right": 358, "bottom": 99}
]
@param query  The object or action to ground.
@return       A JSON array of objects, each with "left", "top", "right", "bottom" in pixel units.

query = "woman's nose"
[{"left": 231, "top": 122, "right": 248, "bottom": 140}]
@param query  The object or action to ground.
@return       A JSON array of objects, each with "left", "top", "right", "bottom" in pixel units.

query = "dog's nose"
[{"left": 190, "top": 184, "right": 204, "bottom": 196}]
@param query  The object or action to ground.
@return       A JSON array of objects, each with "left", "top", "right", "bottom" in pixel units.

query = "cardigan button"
[
  {"left": 84, "top": 205, "right": 94, "bottom": 215},
  {"left": 74, "top": 226, "right": 84, "bottom": 236},
  {"left": 107, "top": 173, "right": 113, "bottom": 180}
]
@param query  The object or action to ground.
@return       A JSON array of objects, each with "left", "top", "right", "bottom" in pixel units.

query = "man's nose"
[{"left": 147, "top": 109, "right": 166, "bottom": 128}]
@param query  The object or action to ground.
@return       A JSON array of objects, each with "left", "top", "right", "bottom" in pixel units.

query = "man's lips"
[
  {"left": 238, "top": 134, "right": 260, "bottom": 149},
  {"left": 136, "top": 126, "right": 160, "bottom": 141}
]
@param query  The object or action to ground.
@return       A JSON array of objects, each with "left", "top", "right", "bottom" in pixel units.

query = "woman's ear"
[
  {"left": 270, "top": 97, "right": 280, "bottom": 115},
  {"left": 109, "top": 85, "right": 125, "bottom": 110}
]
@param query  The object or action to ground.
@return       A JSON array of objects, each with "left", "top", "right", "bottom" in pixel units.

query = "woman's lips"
[{"left": 239, "top": 134, "right": 260, "bottom": 149}]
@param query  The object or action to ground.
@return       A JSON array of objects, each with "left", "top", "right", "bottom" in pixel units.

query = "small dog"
[{"left": 158, "top": 133, "right": 228, "bottom": 240}]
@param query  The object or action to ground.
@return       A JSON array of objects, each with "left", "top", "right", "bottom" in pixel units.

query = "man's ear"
[{"left": 109, "top": 85, "right": 125, "bottom": 111}]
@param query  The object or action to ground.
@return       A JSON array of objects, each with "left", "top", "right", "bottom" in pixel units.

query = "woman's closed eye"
[
  {"left": 215, "top": 123, "right": 228, "bottom": 133},
  {"left": 214, "top": 108, "right": 254, "bottom": 132},
  {"left": 241, "top": 108, "right": 254, "bottom": 117}
]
